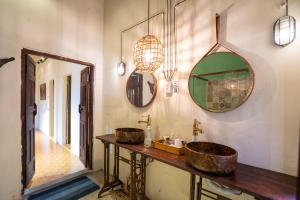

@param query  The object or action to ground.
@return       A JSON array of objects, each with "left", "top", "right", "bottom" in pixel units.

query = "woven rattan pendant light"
[{"left": 133, "top": 0, "right": 164, "bottom": 73}]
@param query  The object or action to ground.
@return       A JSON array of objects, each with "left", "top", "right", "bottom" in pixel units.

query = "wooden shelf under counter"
[{"left": 96, "top": 134, "right": 297, "bottom": 200}]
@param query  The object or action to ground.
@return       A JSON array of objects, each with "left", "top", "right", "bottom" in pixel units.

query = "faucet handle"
[
  {"left": 138, "top": 114, "right": 151, "bottom": 127},
  {"left": 193, "top": 118, "right": 200, "bottom": 127},
  {"left": 193, "top": 118, "right": 203, "bottom": 134},
  {"left": 146, "top": 115, "right": 151, "bottom": 127},
  {"left": 140, "top": 114, "right": 150, "bottom": 119}
]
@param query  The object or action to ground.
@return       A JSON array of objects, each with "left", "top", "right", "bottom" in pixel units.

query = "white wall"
[
  {"left": 35, "top": 58, "right": 86, "bottom": 156},
  {"left": 103, "top": 0, "right": 300, "bottom": 199},
  {"left": 0, "top": 0, "right": 104, "bottom": 199}
]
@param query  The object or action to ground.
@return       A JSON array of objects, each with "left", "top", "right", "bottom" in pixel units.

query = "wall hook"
[{"left": 0, "top": 57, "right": 15, "bottom": 68}]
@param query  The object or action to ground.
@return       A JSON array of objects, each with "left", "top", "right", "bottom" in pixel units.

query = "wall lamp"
[
  {"left": 36, "top": 57, "right": 47, "bottom": 64},
  {"left": 117, "top": 11, "right": 165, "bottom": 77},
  {"left": 274, "top": 0, "right": 296, "bottom": 47},
  {"left": 117, "top": 60, "right": 126, "bottom": 76}
]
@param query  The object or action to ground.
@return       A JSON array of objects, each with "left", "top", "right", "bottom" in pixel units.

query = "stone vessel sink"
[
  {"left": 185, "top": 142, "right": 238, "bottom": 174},
  {"left": 115, "top": 128, "right": 144, "bottom": 144}
]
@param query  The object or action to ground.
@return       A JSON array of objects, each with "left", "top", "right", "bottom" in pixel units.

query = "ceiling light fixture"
[
  {"left": 37, "top": 57, "right": 47, "bottom": 64},
  {"left": 133, "top": 0, "right": 164, "bottom": 73},
  {"left": 274, "top": 0, "right": 296, "bottom": 46}
]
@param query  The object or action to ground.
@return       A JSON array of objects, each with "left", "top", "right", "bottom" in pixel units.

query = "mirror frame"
[
  {"left": 188, "top": 51, "right": 255, "bottom": 113},
  {"left": 126, "top": 69, "right": 158, "bottom": 108}
]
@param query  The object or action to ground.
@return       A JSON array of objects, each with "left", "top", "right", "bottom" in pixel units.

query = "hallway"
[{"left": 28, "top": 131, "right": 85, "bottom": 188}]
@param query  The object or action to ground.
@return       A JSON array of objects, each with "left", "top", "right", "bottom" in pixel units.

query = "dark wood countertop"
[{"left": 96, "top": 134, "right": 297, "bottom": 200}]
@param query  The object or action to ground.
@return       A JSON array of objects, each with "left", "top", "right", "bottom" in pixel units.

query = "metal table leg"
[
  {"left": 190, "top": 174, "right": 196, "bottom": 200},
  {"left": 140, "top": 155, "right": 147, "bottom": 200},
  {"left": 98, "top": 142, "right": 110, "bottom": 197},
  {"left": 130, "top": 152, "right": 137, "bottom": 200},
  {"left": 98, "top": 143, "right": 122, "bottom": 198},
  {"left": 113, "top": 146, "right": 120, "bottom": 181},
  {"left": 196, "top": 177, "right": 202, "bottom": 200},
  {"left": 195, "top": 176, "right": 231, "bottom": 200}
]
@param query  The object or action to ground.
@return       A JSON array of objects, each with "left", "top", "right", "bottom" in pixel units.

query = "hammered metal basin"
[
  {"left": 185, "top": 142, "right": 238, "bottom": 174},
  {"left": 115, "top": 128, "right": 144, "bottom": 144}
]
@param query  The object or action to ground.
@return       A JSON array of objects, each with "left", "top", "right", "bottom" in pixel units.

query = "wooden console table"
[{"left": 96, "top": 134, "right": 297, "bottom": 200}]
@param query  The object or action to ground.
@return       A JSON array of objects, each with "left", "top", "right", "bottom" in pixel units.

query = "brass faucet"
[
  {"left": 138, "top": 115, "right": 151, "bottom": 127},
  {"left": 193, "top": 119, "right": 203, "bottom": 136}
]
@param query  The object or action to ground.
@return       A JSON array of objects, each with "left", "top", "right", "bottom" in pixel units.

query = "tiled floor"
[
  {"left": 64, "top": 143, "right": 71, "bottom": 150},
  {"left": 28, "top": 131, "right": 85, "bottom": 188}
]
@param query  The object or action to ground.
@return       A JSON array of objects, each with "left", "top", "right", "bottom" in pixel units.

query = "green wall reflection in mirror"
[{"left": 188, "top": 52, "right": 254, "bottom": 113}]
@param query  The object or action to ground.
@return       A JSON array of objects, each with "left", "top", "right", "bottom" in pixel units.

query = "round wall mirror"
[
  {"left": 188, "top": 52, "right": 254, "bottom": 113},
  {"left": 126, "top": 69, "right": 157, "bottom": 107}
]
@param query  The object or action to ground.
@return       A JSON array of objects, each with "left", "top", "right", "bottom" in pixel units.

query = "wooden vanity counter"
[{"left": 96, "top": 134, "right": 297, "bottom": 200}]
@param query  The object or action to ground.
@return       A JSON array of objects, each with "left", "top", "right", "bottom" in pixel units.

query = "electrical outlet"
[{"left": 166, "top": 81, "right": 179, "bottom": 97}]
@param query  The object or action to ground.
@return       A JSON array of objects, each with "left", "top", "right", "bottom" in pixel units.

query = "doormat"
[{"left": 28, "top": 176, "right": 100, "bottom": 200}]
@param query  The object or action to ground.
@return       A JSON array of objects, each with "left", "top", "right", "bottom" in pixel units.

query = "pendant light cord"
[
  {"left": 148, "top": 0, "right": 150, "bottom": 35},
  {"left": 286, "top": 0, "right": 288, "bottom": 16}
]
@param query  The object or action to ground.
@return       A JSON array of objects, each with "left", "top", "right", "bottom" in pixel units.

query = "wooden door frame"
[
  {"left": 65, "top": 75, "right": 72, "bottom": 145},
  {"left": 21, "top": 48, "right": 94, "bottom": 191},
  {"left": 49, "top": 80, "right": 55, "bottom": 138}
]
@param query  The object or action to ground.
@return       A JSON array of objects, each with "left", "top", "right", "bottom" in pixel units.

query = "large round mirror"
[
  {"left": 188, "top": 52, "right": 254, "bottom": 112},
  {"left": 126, "top": 70, "right": 157, "bottom": 107}
]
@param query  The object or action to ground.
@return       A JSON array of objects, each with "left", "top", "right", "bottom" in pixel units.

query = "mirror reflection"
[
  {"left": 126, "top": 70, "right": 157, "bottom": 107},
  {"left": 188, "top": 52, "right": 254, "bottom": 112}
]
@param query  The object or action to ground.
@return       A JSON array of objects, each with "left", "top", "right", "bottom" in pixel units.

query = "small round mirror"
[
  {"left": 126, "top": 69, "right": 157, "bottom": 107},
  {"left": 188, "top": 52, "right": 254, "bottom": 113}
]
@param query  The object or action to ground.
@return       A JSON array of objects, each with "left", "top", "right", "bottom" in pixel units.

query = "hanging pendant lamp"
[
  {"left": 133, "top": 0, "right": 164, "bottom": 73},
  {"left": 274, "top": 0, "right": 296, "bottom": 46}
]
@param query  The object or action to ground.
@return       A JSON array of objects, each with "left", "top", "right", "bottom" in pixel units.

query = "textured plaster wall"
[
  {"left": 0, "top": 0, "right": 104, "bottom": 199},
  {"left": 102, "top": 0, "right": 300, "bottom": 199}
]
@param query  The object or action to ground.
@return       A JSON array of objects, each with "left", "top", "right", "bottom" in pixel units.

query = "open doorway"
[{"left": 21, "top": 49, "right": 94, "bottom": 191}]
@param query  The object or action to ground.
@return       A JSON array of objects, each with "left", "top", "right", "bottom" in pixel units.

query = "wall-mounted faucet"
[
  {"left": 192, "top": 119, "right": 203, "bottom": 141},
  {"left": 138, "top": 114, "right": 151, "bottom": 127}
]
